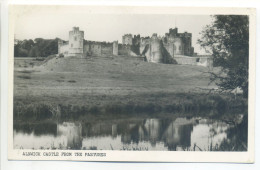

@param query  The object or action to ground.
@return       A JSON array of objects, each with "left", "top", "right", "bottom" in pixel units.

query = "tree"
[
  {"left": 21, "top": 39, "right": 34, "bottom": 51},
  {"left": 14, "top": 38, "right": 59, "bottom": 57},
  {"left": 198, "top": 15, "right": 249, "bottom": 98}
]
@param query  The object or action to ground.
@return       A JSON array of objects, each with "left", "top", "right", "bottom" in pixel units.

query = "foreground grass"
[{"left": 14, "top": 92, "right": 247, "bottom": 123}]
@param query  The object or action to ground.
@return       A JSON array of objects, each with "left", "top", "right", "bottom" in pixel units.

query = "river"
[{"left": 13, "top": 114, "right": 247, "bottom": 151}]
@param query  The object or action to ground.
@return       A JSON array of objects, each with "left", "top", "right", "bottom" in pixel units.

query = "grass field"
[
  {"left": 14, "top": 55, "right": 217, "bottom": 102},
  {"left": 13, "top": 56, "right": 247, "bottom": 121}
]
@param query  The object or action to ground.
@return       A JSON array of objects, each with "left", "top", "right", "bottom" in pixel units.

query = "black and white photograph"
[{"left": 8, "top": 5, "right": 255, "bottom": 162}]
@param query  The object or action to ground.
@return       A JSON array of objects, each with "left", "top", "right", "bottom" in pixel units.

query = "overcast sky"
[{"left": 14, "top": 6, "right": 213, "bottom": 54}]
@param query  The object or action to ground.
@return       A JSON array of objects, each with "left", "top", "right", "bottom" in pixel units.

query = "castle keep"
[
  {"left": 58, "top": 27, "right": 212, "bottom": 68},
  {"left": 139, "top": 28, "right": 194, "bottom": 63}
]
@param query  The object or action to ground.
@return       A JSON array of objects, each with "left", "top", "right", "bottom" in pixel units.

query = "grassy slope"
[
  {"left": 14, "top": 56, "right": 218, "bottom": 105},
  {"left": 14, "top": 56, "right": 248, "bottom": 121}
]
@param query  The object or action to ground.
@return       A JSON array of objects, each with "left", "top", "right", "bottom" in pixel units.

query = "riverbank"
[{"left": 14, "top": 92, "right": 247, "bottom": 123}]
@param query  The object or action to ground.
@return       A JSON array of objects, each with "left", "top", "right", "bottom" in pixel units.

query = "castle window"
[
  {"left": 74, "top": 37, "right": 77, "bottom": 41},
  {"left": 71, "top": 44, "right": 73, "bottom": 47}
]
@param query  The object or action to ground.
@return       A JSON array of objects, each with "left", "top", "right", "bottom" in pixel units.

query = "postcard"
[{"left": 8, "top": 5, "right": 255, "bottom": 162}]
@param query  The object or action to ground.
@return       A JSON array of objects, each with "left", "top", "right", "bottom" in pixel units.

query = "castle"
[
  {"left": 58, "top": 27, "right": 132, "bottom": 58},
  {"left": 58, "top": 27, "right": 212, "bottom": 68}
]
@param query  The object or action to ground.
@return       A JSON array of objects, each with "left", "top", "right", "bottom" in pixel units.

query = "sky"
[{"left": 13, "top": 6, "right": 214, "bottom": 54}]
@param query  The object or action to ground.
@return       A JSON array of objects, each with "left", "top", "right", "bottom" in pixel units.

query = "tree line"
[{"left": 14, "top": 38, "right": 59, "bottom": 57}]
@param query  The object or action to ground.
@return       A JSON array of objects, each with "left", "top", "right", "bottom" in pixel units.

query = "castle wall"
[
  {"left": 113, "top": 41, "right": 118, "bottom": 55},
  {"left": 174, "top": 56, "right": 197, "bottom": 65},
  {"left": 101, "top": 43, "right": 113, "bottom": 56},
  {"left": 118, "top": 44, "right": 131, "bottom": 55},
  {"left": 174, "top": 55, "right": 213, "bottom": 68},
  {"left": 58, "top": 42, "right": 69, "bottom": 56},
  {"left": 83, "top": 42, "right": 102, "bottom": 56},
  {"left": 196, "top": 56, "right": 213, "bottom": 69}
]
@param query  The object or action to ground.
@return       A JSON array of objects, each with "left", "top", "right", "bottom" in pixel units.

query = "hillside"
[{"left": 14, "top": 55, "right": 219, "bottom": 107}]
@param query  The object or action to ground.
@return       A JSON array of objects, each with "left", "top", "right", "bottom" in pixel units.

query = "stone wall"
[
  {"left": 101, "top": 42, "right": 113, "bottom": 56},
  {"left": 174, "top": 55, "right": 197, "bottom": 65},
  {"left": 118, "top": 44, "right": 131, "bottom": 56},
  {"left": 83, "top": 42, "right": 102, "bottom": 56},
  {"left": 113, "top": 41, "right": 118, "bottom": 55},
  {"left": 83, "top": 41, "right": 129, "bottom": 57},
  {"left": 58, "top": 40, "right": 69, "bottom": 56},
  {"left": 83, "top": 41, "right": 134, "bottom": 57},
  {"left": 174, "top": 55, "right": 213, "bottom": 68}
]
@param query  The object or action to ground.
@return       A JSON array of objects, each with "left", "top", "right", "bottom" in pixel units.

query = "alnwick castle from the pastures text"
[{"left": 58, "top": 27, "right": 213, "bottom": 68}]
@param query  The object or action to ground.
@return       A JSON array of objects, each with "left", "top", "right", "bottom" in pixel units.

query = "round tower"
[
  {"left": 69, "top": 27, "right": 84, "bottom": 57},
  {"left": 150, "top": 34, "right": 163, "bottom": 63}
]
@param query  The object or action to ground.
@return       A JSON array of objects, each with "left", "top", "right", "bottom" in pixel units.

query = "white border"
[{"left": 1, "top": 0, "right": 260, "bottom": 169}]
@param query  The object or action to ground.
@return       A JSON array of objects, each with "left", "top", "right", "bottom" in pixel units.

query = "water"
[{"left": 13, "top": 115, "right": 247, "bottom": 151}]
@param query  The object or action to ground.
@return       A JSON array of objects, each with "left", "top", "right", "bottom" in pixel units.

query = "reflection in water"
[
  {"left": 190, "top": 122, "right": 228, "bottom": 151},
  {"left": 13, "top": 115, "right": 247, "bottom": 151},
  {"left": 57, "top": 122, "right": 82, "bottom": 149}
]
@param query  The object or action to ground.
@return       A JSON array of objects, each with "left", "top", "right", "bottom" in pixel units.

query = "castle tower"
[
  {"left": 173, "top": 37, "right": 184, "bottom": 55},
  {"left": 113, "top": 41, "right": 118, "bottom": 55},
  {"left": 169, "top": 28, "right": 178, "bottom": 37},
  {"left": 122, "top": 34, "right": 133, "bottom": 45},
  {"left": 69, "top": 27, "right": 84, "bottom": 57},
  {"left": 149, "top": 33, "right": 163, "bottom": 63},
  {"left": 182, "top": 32, "right": 193, "bottom": 56}
]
